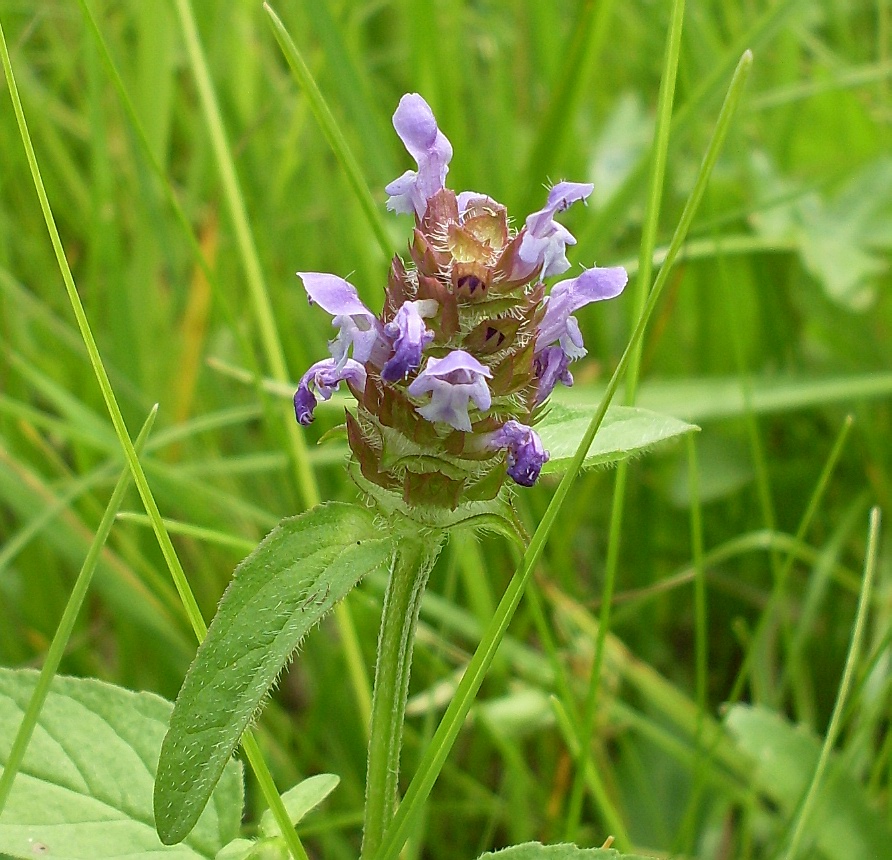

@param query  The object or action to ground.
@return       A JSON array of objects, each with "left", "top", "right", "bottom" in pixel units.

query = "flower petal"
[
  {"left": 533, "top": 345, "right": 574, "bottom": 403},
  {"left": 490, "top": 420, "right": 550, "bottom": 487},
  {"left": 516, "top": 181, "right": 594, "bottom": 278},
  {"left": 386, "top": 93, "right": 453, "bottom": 218},
  {"left": 293, "top": 358, "right": 366, "bottom": 426},
  {"left": 381, "top": 300, "right": 437, "bottom": 382},
  {"left": 298, "top": 272, "right": 371, "bottom": 317},
  {"left": 407, "top": 350, "right": 492, "bottom": 431},
  {"left": 298, "top": 272, "right": 387, "bottom": 367},
  {"left": 536, "top": 266, "right": 628, "bottom": 349}
]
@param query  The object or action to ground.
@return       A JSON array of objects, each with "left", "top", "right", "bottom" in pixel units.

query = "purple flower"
[
  {"left": 298, "top": 272, "right": 388, "bottom": 368},
  {"left": 407, "top": 350, "right": 492, "bottom": 432},
  {"left": 385, "top": 93, "right": 453, "bottom": 218},
  {"left": 516, "top": 181, "right": 594, "bottom": 279},
  {"left": 533, "top": 345, "right": 574, "bottom": 404},
  {"left": 537, "top": 266, "right": 628, "bottom": 358},
  {"left": 490, "top": 420, "right": 549, "bottom": 487},
  {"left": 294, "top": 358, "right": 367, "bottom": 425},
  {"left": 382, "top": 299, "right": 437, "bottom": 382}
]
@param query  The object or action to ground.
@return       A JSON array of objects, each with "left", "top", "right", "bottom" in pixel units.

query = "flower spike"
[{"left": 293, "top": 93, "right": 626, "bottom": 502}]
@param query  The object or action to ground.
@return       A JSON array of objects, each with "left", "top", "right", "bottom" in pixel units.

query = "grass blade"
[
  {"left": 264, "top": 2, "right": 393, "bottom": 262},
  {"left": 0, "top": 19, "right": 309, "bottom": 859},
  {"left": 0, "top": 406, "right": 158, "bottom": 814},
  {"left": 374, "top": 48, "right": 754, "bottom": 860},
  {"left": 782, "top": 508, "right": 882, "bottom": 860},
  {"left": 564, "top": 0, "right": 686, "bottom": 837}
]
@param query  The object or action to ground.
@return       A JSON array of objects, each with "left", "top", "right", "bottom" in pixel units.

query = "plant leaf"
[
  {"left": 259, "top": 773, "right": 340, "bottom": 836},
  {"left": 725, "top": 704, "right": 892, "bottom": 858},
  {"left": 477, "top": 843, "right": 655, "bottom": 860},
  {"left": 154, "top": 502, "right": 394, "bottom": 845},
  {"left": 537, "top": 405, "right": 698, "bottom": 474},
  {"left": 0, "top": 669, "right": 242, "bottom": 860}
]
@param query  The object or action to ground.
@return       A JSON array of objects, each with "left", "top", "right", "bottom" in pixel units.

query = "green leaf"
[
  {"left": 537, "top": 405, "right": 698, "bottom": 474},
  {"left": 725, "top": 704, "right": 892, "bottom": 858},
  {"left": 154, "top": 502, "right": 394, "bottom": 845},
  {"left": 0, "top": 668, "right": 242, "bottom": 860},
  {"left": 477, "top": 843, "right": 656, "bottom": 860},
  {"left": 258, "top": 773, "right": 340, "bottom": 836}
]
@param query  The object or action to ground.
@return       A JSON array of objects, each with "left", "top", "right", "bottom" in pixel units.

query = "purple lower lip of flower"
[
  {"left": 515, "top": 181, "right": 595, "bottom": 279},
  {"left": 490, "top": 420, "right": 550, "bottom": 487},
  {"left": 536, "top": 265, "right": 628, "bottom": 354},
  {"left": 298, "top": 272, "right": 387, "bottom": 367},
  {"left": 406, "top": 350, "right": 492, "bottom": 432},
  {"left": 294, "top": 358, "right": 367, "bottom": 425},
  {"left": 385, "top": 93, "right": 453, "bottom": 218},
  {"left": 533, "top": 345, "right": 574, "bottom": 403},
  {"left": 381, "top": 299, "right": 437, "bottom": 382}
]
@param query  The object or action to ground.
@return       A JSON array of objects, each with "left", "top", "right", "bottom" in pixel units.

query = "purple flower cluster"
[{"left": 294, "top": 93, "right": 626, "bottom": 505}]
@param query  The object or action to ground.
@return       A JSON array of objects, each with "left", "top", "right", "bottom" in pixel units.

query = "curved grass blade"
[
  {"left": 373, "top": 49, "right": 753, "bottom": 860},
  {"left": 154, "top": 502, "right": 394, "bottom": 845},
  {"left": 0, "top": 406, "right": 158, "bottom": 815},
  {"left": 264, "top": 2, "right": 393, "bottom": 262}
]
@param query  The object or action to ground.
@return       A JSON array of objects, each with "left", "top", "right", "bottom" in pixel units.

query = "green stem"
[{"left": 362, "top": 533, "right": 444, "bottom": 860}]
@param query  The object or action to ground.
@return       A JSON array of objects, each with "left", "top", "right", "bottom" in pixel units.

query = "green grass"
[{"left": 0, "top": 2, "right": 890, "bottom": 859}]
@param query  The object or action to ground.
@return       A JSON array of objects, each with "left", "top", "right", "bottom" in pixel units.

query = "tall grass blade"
[
  {"left": 0, "top": 406, "right": 158, "bottom": 814},
  {"left": 782, "top": 508, "right": 882, "bottom": 860},
  {"left": 374, "top": 48, "right": 753, "bottom": 860}
]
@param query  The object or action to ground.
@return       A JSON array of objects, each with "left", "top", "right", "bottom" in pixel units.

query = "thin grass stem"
[
  {"left": 374, "top": 49, "right": 753, "bottom": 860},
  {"left": 0, "top": 407, "right": 157, "bottom": 814},
  {"left": 563, "top": 0, "right": 686, "bottom": 838},
  {"left": 782, "top": 508, "right": 881, "bottom": 860},
  {"left": 0, "top": 22, "right": 308, "bottom": 858}
]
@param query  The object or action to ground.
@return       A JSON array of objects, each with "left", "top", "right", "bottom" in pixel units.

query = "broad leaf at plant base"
[
  {"left": 154, "top": 502, "right": 395, "bottom": 845},
  {"left": 0, "top": 669, "right": 242, "bottom": 860}
]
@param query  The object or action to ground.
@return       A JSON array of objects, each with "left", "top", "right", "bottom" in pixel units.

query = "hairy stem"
[{"left": 362, "top": 532, "right": 444, "bottom": 860}]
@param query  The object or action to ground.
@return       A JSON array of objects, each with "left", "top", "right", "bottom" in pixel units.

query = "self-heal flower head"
[
  {"left": 490, "top": 420, "right": 549, "bottom": 488},
  {"left": 299, "top": 272, "right": 388, "bottom": 368},
  {"left": 385, "top": 94, "right": 453, "bottom": 218},
  {"left": 406, "top": 351, "right": 492, "bottom": 432},
  {"left": 294, "top": 358, "right": 367, "bottom": 426},
  {"left": 382, "top": 299, "right": 437, "bottom": 382},
  {"left": 516, "top": 181, "right": 594, "bottom": 279},
  {"left": 293, "top": 93, "right": 628, "bottom": 512}
]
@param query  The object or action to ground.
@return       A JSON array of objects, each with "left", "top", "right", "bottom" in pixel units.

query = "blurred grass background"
[{"left": 0, "top": 1, "right": 890, "bottom": 858}]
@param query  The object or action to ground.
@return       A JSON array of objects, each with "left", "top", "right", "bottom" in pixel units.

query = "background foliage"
[{"left": 0, "top": 1, "right": 889, "bottom": 858}]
